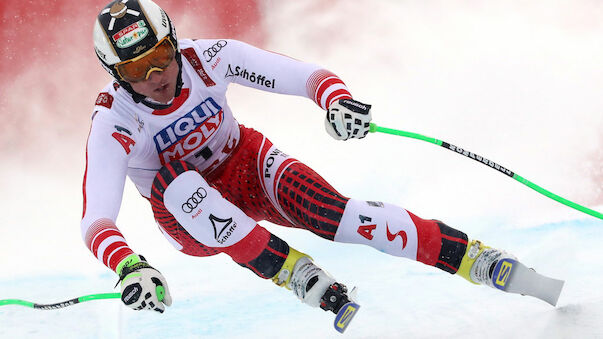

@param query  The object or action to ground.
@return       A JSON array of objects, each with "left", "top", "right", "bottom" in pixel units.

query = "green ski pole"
[
  {"left": 0, "top": 292, "right": 121, "bottom": 310},
  {"left": 369, "top": 123, "right": 603, "bottom": 220}
]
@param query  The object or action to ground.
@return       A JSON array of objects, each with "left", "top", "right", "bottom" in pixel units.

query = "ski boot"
[
  {"left": 273, "top": 248, "right": 360, "bottom": 333},
  {"left": 457, "top": 240, "right": 564, "bottom": 306}
]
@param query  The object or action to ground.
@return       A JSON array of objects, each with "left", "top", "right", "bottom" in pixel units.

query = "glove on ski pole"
[
  {"left": 116, "top": 254, "right": 172, "bottom": 313},
  {"left": 325, "top": 99, "right": 372, "bottom": 140}
]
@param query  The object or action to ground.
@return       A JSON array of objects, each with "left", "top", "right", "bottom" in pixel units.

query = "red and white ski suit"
[{"left": 82, "top": 39, "right": 468, "bottom": 279}]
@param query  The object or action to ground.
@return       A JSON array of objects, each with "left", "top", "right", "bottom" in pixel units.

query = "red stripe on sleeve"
[
  {"left": 85, "top": 219, "right": 117, "bottom": 248},
  {"left": 84, "top": 218, "right": 134, "bottom": 272},
  {"left": 306, "top": 69, "right": 352, "bottom": 110},
  {"left": 102, "top": 241, "right": 128, "bottom": 266},
  {"left": 109, "top": 247, "right": 135, "bottom": 272},
  {"left": 82, "top": 127, "right": 92, "bottom": 219},
  {"left": 91, "top": 229, "right": 122, "bottom": 257},
  {"left": 306, "top": 70, "right": 334, "bottom": 98},
  {"left": 325, "top": 89, "right": 353, "bottom": 109},
  {"left": 315, "top": 77, "right": 345, "bottom": 109}
]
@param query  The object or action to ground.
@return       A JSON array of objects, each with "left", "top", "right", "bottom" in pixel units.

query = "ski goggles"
[{"left": 115, "top": 36, "right": 176, "bottom": 83}]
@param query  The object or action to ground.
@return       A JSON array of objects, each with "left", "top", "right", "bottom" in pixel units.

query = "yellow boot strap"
[
  {"left": 272, "top": 247, "right": 310, "bottom": 289},
  {"left": 457, "top": 240, "right": 488, "bottom": 284}
]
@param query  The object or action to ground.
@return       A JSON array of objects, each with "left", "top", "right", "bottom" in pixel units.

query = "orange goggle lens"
[{"left": 115, "top": 37, "right": 176, "bottom": 83}]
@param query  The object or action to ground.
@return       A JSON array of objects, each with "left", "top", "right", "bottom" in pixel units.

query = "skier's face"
[{"left": 128, "top": 59, "right": 179, "bottom": 103}]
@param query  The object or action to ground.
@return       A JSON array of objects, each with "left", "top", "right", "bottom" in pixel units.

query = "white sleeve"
[
  {"left": 80, "top": 111, "right": 137, "bottom": 271},
  {"left": 201, "top": 39, "right": 353, "bottom": 110},
  {"left": 81, "top": 114, "right": 131, "bottom": 226}
]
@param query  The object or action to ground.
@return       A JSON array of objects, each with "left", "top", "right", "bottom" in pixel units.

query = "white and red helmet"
[{"left": 93, "top": 0, "right": 182, "bottom": 101}]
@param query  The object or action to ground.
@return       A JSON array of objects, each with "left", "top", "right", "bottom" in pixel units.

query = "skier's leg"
[
  {"left": 334, "top": 198, "right": 519, "bottom": 288},
  {"left": 220, "top": 128, "right": 551, "bottom": 298},
  {"left": 261, "top": 154, "right": 515, "bottom": 288},
  {"left": 334, "top": 199, "right": 468, "bottom": 271},
  {"left": 205, "top": 127, "right": 514, "bottom": 290},
  {"left": 150, "top": 160, "right": 349, "bottom": 308},
  {"left": 243, "top": 133, "right": 464, "bottom": 270}
]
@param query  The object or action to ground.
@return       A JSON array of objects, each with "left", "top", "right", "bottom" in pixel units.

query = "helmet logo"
[
  {"left": 133, "top": 45, "right": 148, "bottom": 54},
  {"left": 112, "top": 20, "right": 149, "bottom": 49},
  {"left": 109, "top": 2, "right": 128, "bottom": 18},
  {"left": 101, "top": 0, "right": 141, "bottom": 31}
]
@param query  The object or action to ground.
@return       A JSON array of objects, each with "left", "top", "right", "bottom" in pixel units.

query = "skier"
[{"left": 84, "top": 0, "right": 534, "bottom": 317}]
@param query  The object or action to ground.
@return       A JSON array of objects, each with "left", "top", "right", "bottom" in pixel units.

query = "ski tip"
[
  {"left": 334, "top": 302, "right": 360, "bottom": 333},
  {"left": 491, "top": 258, "right": 566, "bottom": 306},
  {"left": 546, "top": 279, "right": 565, "bottom": 307}
]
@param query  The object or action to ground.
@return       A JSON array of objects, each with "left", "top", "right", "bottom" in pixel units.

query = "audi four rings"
[
  {"left": 203, "top": 40, "right": 227, "bottom": 62},
  {"left": 182, "top": 187, "right": 208, "bottom": 213}
]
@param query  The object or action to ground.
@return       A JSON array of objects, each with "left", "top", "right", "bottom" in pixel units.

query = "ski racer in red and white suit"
[
  {"left": 86, "top": 0, "right": 514, "bottom": 316},
  {"left": 83, "top": 37, "right": 471, "bottom": 312}
]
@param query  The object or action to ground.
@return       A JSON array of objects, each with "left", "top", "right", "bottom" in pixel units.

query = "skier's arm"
[
  {"left": 81, "top": 111, "right": 172, "bottom": 312},
  {"left": 208, "top": 39, "right": 372, "bottom": 139},
  {"left": 81, "top": 113, "right": 133, "bottom": 271},
  {"left": 207, "top": 39, "right": 350, "bottom": 108}
]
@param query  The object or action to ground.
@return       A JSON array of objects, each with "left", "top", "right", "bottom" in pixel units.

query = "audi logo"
[
  {"left": 203, "top": 40, "right": 227, "bottom": 62},
  {"left": 181, "top": 187, "right": 208, "bottom": 213}
]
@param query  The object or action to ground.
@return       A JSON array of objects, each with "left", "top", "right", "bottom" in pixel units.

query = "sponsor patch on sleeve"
[{"left": 95, "top": 92, "right": 114, "bottom": 109}]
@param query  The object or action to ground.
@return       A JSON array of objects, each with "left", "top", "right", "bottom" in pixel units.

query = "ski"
[
  {"left": 491, "top": 258, "right": 564, "bottom": 306},
  {"left": 319, "top": 283, "right": 361, "bottom": 333}
]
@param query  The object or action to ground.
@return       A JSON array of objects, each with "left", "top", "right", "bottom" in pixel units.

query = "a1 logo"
[{"left": 356, "top": 214, "right": 375, "bottom": 240}]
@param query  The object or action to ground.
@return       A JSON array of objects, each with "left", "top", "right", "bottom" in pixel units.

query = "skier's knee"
[{"left": 152, "top": 160, "right": 257, "bottom": 249}]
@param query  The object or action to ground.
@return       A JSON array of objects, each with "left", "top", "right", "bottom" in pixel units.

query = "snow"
[{"left": 1, "top": 0, "right": 603, "bottom": 338}]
